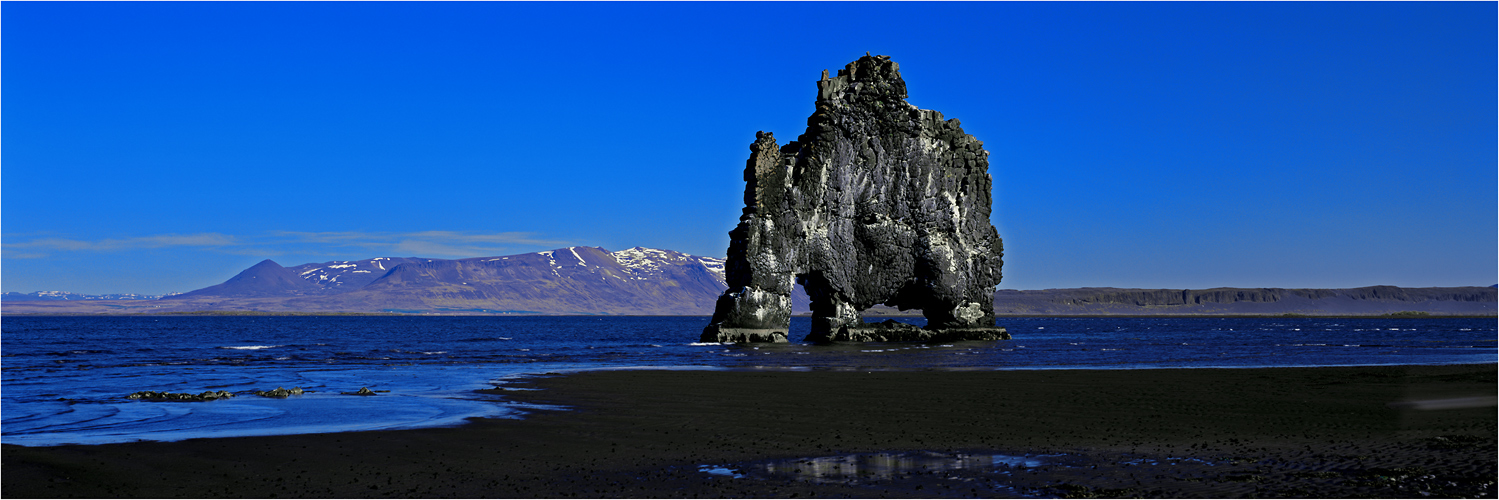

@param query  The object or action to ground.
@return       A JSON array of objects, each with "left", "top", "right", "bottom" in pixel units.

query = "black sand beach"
[{"left": 5, "top": 364, "right": 1495, "bottom": 498}]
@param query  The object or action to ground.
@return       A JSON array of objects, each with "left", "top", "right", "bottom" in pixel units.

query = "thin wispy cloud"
[
  {"left": 265, "top": 231, "right": 373, "bottom": 244},
  {"left": 2, "top": 231, "right": 571, "bottom": 260},
  {"left": 6, "top": 253, "right": 51, "bottom": 259},
  {"left": 4, "top": 233, "right": 239, "bottom": 252},
  {"left": 396, "top": 231, "right": 563, "bottom": 245},
  {"left": 270, "top": 230, "right": 565, "bottom": 247},
  {"left": 389, "top": 240, "right": 511, "bottom": 258}
]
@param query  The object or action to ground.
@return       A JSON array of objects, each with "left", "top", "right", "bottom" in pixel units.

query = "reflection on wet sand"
[
  {"left": 702, "top": 450, "right": 1063, "bottom": 487},
  {"left": 698, "top": 450, "right": 1075, "bottom": 497},
  {"left": 752, "top": 451, "right": 1049, "bottom": 482}
]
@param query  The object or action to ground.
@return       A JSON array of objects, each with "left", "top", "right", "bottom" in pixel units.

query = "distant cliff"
[{"left": 991, "top": 286, "right": 1496, "bottom": 316}]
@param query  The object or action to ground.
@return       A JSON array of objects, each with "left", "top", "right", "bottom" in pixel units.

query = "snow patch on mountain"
[
  {"left": 611, "top": 247, "right": 727, "bottom": 286},
  {"left": 696, "top": 256, "right": 726, "bottom": 277},
  {"left": 611, "top": 247, "right": 671, "bottom": 277},
  {"left": 538, "top": 250, "right": 562, "bottom": 277}
]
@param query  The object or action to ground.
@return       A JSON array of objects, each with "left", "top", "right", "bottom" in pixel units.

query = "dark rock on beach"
[
  {"left": 251, "top": 387, "right": 304, "bottom": 398},
  {"left": 705, "top": 54, "right": 1007, "bottom": 343},
  {"left": 126, "top": 390, "right": 234, "bottom": 402}
]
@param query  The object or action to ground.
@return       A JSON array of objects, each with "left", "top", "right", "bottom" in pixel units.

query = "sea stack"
[{"left": 703, "top": 54, "right": 1008, "bottom": 343}]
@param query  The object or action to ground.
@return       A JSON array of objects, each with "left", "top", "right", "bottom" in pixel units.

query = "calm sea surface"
[{"left": 3, "top": 315, "right": 1494, "bottom": 446}]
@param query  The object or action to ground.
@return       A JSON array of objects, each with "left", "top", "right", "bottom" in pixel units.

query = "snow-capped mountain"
[
  {"left": 284, "top": 257, "right": 433, "bottom": 291},
  {"left": 611, "top": 247, "right": 726, "bottom": 285},
  {"left": 170, "top": 259, "right": 325, "bottom": 299},
  {"left": 298, "top": 247, "right": 729, "bottom": 314},
  {"left": 154, "top": 246, "right": 734, "bottom": 314}
]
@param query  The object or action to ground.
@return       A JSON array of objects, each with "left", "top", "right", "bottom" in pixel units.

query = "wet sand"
[{"left": 5, "top": 364, "right": 1494, "bottom": 498}]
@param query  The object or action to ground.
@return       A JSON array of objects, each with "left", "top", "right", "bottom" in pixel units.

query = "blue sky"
[{"left": 3, "top": 2, "right": 1495, "bottom": 295}]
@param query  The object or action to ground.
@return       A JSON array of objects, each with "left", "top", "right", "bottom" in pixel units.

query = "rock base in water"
[
  {"left": 817, "top": 320, "right": 1010, "bottom": 343},
  {"left": 919, "top": 327, "right": 1012, "bottom": 342},
  {"left": 700, "top": 327, "right": 789, "bottom": 343}
]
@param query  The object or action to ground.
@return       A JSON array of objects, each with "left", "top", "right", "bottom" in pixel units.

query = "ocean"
[{"left": 2, "top": 315, "right": 1494, "bottom": 447}]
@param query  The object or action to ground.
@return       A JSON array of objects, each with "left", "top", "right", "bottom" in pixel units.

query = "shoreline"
[
  {"left": 4, "top": 360, "right": 1492, "bottom": 449},
  {"left": 5, "top": 311, "right": 1496, "bottom": 318},
  {"left": 5, "top": 364, "right": 1494, "bottom": 497}
]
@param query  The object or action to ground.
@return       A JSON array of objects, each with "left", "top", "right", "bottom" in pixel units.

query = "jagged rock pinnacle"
[{"left": 703, "top": 54, "right": 1008, "bottom": 343}]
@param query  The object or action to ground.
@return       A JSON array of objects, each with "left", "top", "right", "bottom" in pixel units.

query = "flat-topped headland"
[
  {"left": 5, "top": 364, "right": 1494, "bottom": 498},
  {"left": 991, "top": 285, "right": 1498, "bottom": 316}
]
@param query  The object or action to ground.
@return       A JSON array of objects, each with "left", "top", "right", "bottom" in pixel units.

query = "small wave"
[{"left": 219, "top": 345, "right": 280, "bottom": 350}]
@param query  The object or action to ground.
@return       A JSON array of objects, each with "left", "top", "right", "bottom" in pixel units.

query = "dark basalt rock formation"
[{"left": 703, "top": 54, "right": 1008, "bottom": 343}]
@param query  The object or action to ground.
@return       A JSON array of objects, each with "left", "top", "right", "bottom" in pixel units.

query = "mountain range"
[
  {"left": 1, "top": 291, "right": 172, "bottom": 301},
  {"left": 157, "top": 247, "right": 734, "bottom": 315},
  {"left": 2, "top": 246, "right": 1494, "bottom": 316}
]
